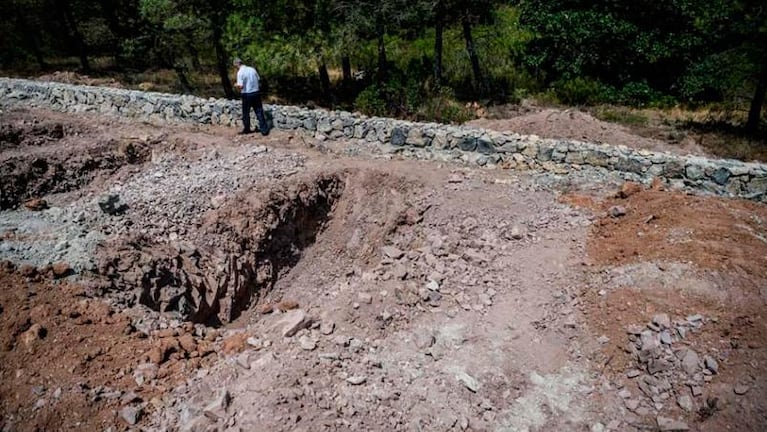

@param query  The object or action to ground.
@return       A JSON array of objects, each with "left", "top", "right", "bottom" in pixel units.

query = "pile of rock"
[{"left": 619, "top": 313, "right": 718, "bottom": 430}]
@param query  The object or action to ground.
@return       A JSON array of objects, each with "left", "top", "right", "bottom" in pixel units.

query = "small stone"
[
  {"left": 120, "top": 406, "right": 142, "bottom": 425},
  {"left": 203, "top": 388, "right": 231, "bottom": 419},
  {"left": 625, "top": 399, "right": 640, "bottom": 411},
  {"left": 52, "top": 387, "right": 62, "bottom": 399},
  {"left": 509, "top": 225, "right": 524, "bottom": 240},
  {"left": 346, "top": 376, "right": 366, "bottom": 385},
  {"left": 704, "top": 356, "right": 718, "bottom": 374},
  {"left": 681, "top": 349, "right": 700, "bottom": 375},
  {"left": 320, "top": 321, "right": 335, "bottom": 335},
  {"left": 98, "top": 193, "right": 126, "bottom": 215},
  {"left": 597, "top": 335, "right": 610, "bottom": 345},
  {"left": 414, "top": 331, "right": 435, "bottom": 350},
  {"left": 618, "top": 389, "right": 631, "bottom": 399},
  {"left": 690, "top": 385, "right": 703, "bottom": 397},
  {"left": 456, "top": 372, "right": 479, "bottom": 392},
  {"left": 677, "top": 395, "right": 693, "bottom": 412},
  {"left": 659, "top": 330, "right": 672, "bottom": 345},
  {"left": 33, "top": 399, "right": 46, "bottom": 410},
  {"left": 626, "top": 370, "right": 641, "bottom": 378},
  {"left": 686, "top": 314, "right": 703, "bottom": 323},
  {"left": 426, "top": 280, "right": 440, "bottom": 291},
  {"left": 278, "top": 309, "right": 308, "bottom": 337},
  {"left": 656, "top": 416, "right": 689, "bottom": 431},
  {"left": 51, "top": 262, "right": 72, "bottom": 278},
  {"left": 246, "top": 336, "right": 262, "bottom": 348},
  {"left": 609, "top": 206, "right": 627, "bottom": 217},
  {"left": 591, "top": 422, "right": 605, "bottom": 432},
  {"left": 358, "top": 292, "right": 373, "bottom": 304},
  {"left": 652, "top": 313, "right": 671, "bottom": 329},
  {"left": 734, "top": 385, "right": 750, "bottom": 395},
  {"left": 299, "top": 336, "right": 317, "bottom": 351},
  {"left": 382, "top": 246, "right": 405, "bottom": 259},
  {"left": 23, "top": 198, "right": 48, "bottom": 211}
]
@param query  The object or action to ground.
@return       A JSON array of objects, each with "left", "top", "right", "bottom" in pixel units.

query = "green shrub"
[
  {"left": 552, "top": 78, "right": 607, "bottom": 105},
  {"left": 354, "top": 85, "right": 388, "bottom": 117},
  {"left": 417, "top": 87, "right": 474, "bottom": 124}
]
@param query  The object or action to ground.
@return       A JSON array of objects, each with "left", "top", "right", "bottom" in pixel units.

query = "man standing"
[{"left": 233, "top": 58, "right": 269, "bottom": 135}]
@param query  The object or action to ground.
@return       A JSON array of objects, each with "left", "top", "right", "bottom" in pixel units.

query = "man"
[{"left": 233, "top": 58, "right": 269, "bottom": 136}]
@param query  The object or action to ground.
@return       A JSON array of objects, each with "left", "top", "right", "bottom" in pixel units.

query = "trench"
[
  {"left": 0, "top": 122, "right": 150, "bottom": 209},
  {"left": 99, "top": 173, "right": 345, "bottom": 326}
]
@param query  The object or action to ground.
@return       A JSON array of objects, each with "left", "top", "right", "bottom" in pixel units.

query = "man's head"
[{"left": 232, "top": 58, "right": 243, "bottom": 67}]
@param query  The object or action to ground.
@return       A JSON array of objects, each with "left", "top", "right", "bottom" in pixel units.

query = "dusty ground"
[{"left": 0, "top": 104, "right": 765, "bottom": 432}]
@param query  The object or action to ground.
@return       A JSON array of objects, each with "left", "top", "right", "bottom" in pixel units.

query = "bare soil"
[{"left": 0, "top": 105, "right": 765, "bottom": 431}]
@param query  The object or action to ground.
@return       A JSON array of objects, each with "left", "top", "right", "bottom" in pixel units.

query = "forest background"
[{"left": 1, "top": 0, "right": 765, "bottom": 150}]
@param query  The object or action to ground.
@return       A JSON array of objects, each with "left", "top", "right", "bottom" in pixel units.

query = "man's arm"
[{"left": 235, "top": 69, "right": 244, "bottom": 89}]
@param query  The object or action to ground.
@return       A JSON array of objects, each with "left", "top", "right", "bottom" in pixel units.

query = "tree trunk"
[
  {"left": 342, "top": 55, "right": 352, "bottom": 86},
  {"left": 15, "top": 6, "right": 47, "bottom": 69},
  {"left": 173, "top": 63, "right": 194, "bottom": 94},
  {"left": 318, "top": 61, "right": 331, "bottom": 100},
  {"left": 746, "top": 57, "right": 767, "bottom": 134},
  {"left": 376, "top": 14, "right": 388, "bottom": 84},
  {"left": 462, "top": 17, "right": 482, "bottom": 94},
  {"left": 433, "top": 1, "right": 444, "bottom": 86},
  {"left": 212, "top": 27, "right": 235, "bottom": 99},
  {"left": 59, "top": 0, "right": 91, "bottom": 73}
]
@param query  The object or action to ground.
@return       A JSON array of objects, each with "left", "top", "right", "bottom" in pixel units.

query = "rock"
[
  {"left": 690, "top": 385, "right": 703, "bottom": 397},
  {"left": 320, "top": 321, "right": 335, "bottom": 335},
  {"left": 426, "top": 280, "right": 440, "bottom": 291},
  {"left": 21, "top": 324, "right": 46, "bottom": 347},
  {"left": 626, "top": 370, "right": 641, "bottom": 378},
  {"left": 509, "top": 225, "right": 524, "bottom": 240},
  {"left": 734, "top": 385, "right": 750, "bottom": 395},
  {"left": 33, "top": 399, "right": 46, "bottom": 410},
  {"left": 456, "top": 372, "right": 479, "bottom": 392},
  {"left": 414, "top": 331, "right": 435, "bottom": 350},
  {"left": 120, "top": 406, "right": 142, "bottom": 425},
  {"left": 591, "top": 423, "right": 605, "bottom": 432},
  {"left": 133, "top": 363, "right": 159, "bottom": 385},
  {"left": 677, "top": 395, "right": 693, "bottom": 412},
  {"left": 686, "top": 314, "right": 703, "bottom": 323},
  {"left": 23, "top": 198, "right": 48, "bottom": 211},
  {"left": 659, "top": 330, "right": 672, "bottom": 345},
  {"left": 652, "top": 313, "right": 671, "bottom": 329},
  {"left": 346, "top": 376, "right": 366, "bottom": 385},
  {"left": 704, "top": 356, "right": 718, "bottom": 374},
  {"left": 358, "top": 292, "right": 373, "bottom": 304},
  {"left": 299, "top": 335, "right": 317, "bottom": 351},
  {"left": 210, "top": 194, "right": 227, "bottom": 209},
  {"left": 277, "top": 309, "right": 308, "bottom": 337},
  {"left": 618, "top": 389, "right": 632, "bottom": 399},
  {"left": 98, "top": 193, "right": 127, "bottom": 215},
  {"left": 382, "top": 246, "right": 405, "bottom": 259},
  {"left": 618, "top": 182, "right": 642, "bottom": 198},
  {"left": 51, "top": 262, "right": 72, "bottom": 278},
  {"left": 203, "top": 388, "right": 231, "bottom": 419},
  {"left": 178, "top": 334, "right": 197, "bottom": 353},
  {"left": 609, "top": 206, "right": 627, "bottom": 217},
  {"left": 625, "top": 399, "right": 640, "bottom": 411},
  {"left": 246, "top": 336, "right": 262, "bottom": 348},
  {"left": 681, "top": 349, "right": 700, "bottom": 375},
  {"left": 656, "top": 417, "right": 689, "bottom": 431},
  {"left": 19, "top": 264, "right": 38, "bottom": 277}
]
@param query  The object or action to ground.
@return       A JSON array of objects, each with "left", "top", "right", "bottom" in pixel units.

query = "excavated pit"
[
  {"left": 0, "top": 121, "right": 151, "bottom": 209},
  {"left": 97, "top": 172, "right": 346, "bottom": 326}
]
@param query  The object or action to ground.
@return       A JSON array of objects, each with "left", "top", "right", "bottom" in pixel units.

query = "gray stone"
[
  {"left": 652, "top": 313, "right": 671, "bottom": 329},
  {"left": 320, "top": 321, "right": 335, "bottom": 335},
  {"left": 459, "top": 137, "right": 477, "bottom": 152},
  {"left": 711, "top": 167, "right": 731, "bottom": 185},
  {"left": 391, "top": 127, "right": 407, "bottom": 146},
  {"left": 677, "top": 395, "right": 693, "bottom": 412},
  {"left": 681, "top": 349, "right": 700, "bottom": 375},
  {"left": 625, "top": 399, "right": 640, "bottom": 411},
  {"left": 659, "top": 330, "right": 673, "bottom": 345},
  {"left": 456, "top": 372, "right": 479, "bottom": 392},
  {"left": 734, "top": 384, "right": 750, "bottom": 395},
  {"left": 120, "top": 406, "right": 143, "bottom": 425},
  {"left": 278, "top": 309, "right": 308, "bottom": 337},
  {"left": 346, "top": 376, "right": 367, "bottom": 385},
  {"left": 414, "top": 331, "right": 435, "bottom": 350},
  {"left": 299, "top": 335, "right": 317, "bottom": 351},
  {"left": 358, "top": 292, "right": 373, "bottom": 304},
  {"left": 382, "top": 246, "right": 405, "bottom": 259},
  {"left": 704, "top": 356, "right": 718, "bottom": 374},
  {"left": 98, "top": 194, "right": 127, "bottom": 215},
  {"left": 203, "top": 388, "right": 230, "bottom": 419},
  {"left": 626, "top": 369, "right": 641, "bottom": 378},
  {"left": 656, "top": 417, "right": 689, "bottom": 431},
  {"left": 609, "top": 206, "right": 626, "bottom": 217}
]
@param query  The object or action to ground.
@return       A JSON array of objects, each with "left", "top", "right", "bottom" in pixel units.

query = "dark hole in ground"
[
  {"left": 0, "top": 137, "right": 151, "bottom": 210},
  {"left": 99, "top": 173, "right": 345, "bottom": 326}
]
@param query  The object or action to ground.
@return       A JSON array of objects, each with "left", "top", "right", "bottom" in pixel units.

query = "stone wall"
[{"left": 2, "top": 77, "right": 766, "bottom": 200}]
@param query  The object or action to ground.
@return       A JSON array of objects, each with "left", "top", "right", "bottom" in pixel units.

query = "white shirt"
[{"left": 236, "top": 65, "right": 260, "bottom": 94}]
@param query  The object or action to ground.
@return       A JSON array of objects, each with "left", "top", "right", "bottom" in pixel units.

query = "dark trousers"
[{"left": 242, "top": 92, "right": 268, "bottom": 134}]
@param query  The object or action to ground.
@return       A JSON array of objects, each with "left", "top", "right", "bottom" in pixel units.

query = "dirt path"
[{"left": 0, "top": 106, "right": 765, "bottom": 431}]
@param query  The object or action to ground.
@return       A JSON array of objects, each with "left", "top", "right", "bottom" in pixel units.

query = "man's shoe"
[
  {"left": 238, "top": 129, "right": 253, "bottom": 135},
  {"left": 261, "top": 129, "right": 270, "bottom": 136}
]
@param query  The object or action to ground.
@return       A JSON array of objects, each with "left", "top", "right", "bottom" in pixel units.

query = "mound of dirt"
[{"left": 468, "top": 108, "right": 706, "bottom": 156}]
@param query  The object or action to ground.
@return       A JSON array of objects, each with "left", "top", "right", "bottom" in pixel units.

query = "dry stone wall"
[{"left": 2, "top": 77, "right": 766, "bottom": 200}]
